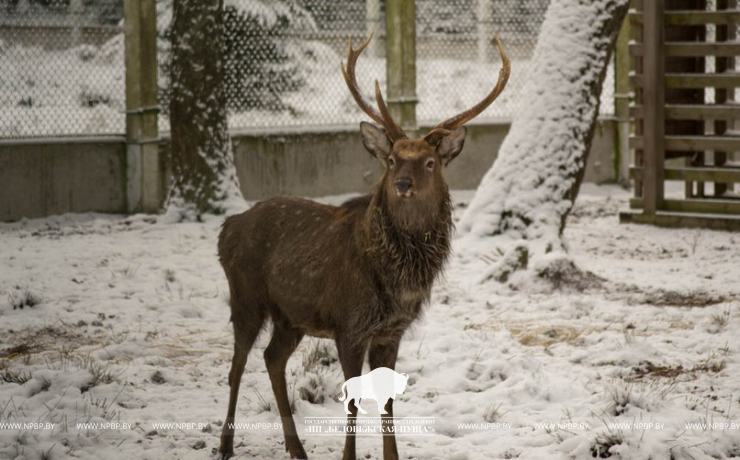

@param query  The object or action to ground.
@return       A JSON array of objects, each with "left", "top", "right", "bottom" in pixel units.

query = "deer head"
[{"left": 342, "top": 33, "right": 511, "bottom": 209}]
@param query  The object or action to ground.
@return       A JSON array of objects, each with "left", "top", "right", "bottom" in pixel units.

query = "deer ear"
[
  {"left": 437, "top": 126, "right": 467, "bottom": 166},
  {"left": 360, "top": 121, "right": 392, "bottom": 160}
]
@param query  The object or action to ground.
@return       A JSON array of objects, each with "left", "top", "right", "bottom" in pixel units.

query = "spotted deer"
[{"left": 217, "top": 34, "right": 510, "bottom": 460}]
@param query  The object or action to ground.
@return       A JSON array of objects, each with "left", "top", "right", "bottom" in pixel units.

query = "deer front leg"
[
  {"left": 369, "top": 339, "right": 401, "bottom": 460},
  {"left": 336, "top": 337, "right": 368, "bottom": 460}
]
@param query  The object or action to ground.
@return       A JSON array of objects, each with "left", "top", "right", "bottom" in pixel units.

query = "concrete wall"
[
  {"left": 232, "top": 119, "right": 618, "bottom": 201},
  {"left": 0, "top": 137, "right": 127, "bottom": 221},
  {"left": 0, "top": 120, "right": 619, "bottom": 221}
]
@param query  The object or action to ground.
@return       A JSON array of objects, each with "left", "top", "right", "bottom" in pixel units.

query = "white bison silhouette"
[{"left": 338, "top": 367, "right": 409, "bottom": 415}]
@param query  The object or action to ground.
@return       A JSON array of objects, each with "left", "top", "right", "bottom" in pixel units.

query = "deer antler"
[
  {"left": 342, "top": 33, "right": 407, "bottom": 142},
  {"left": 430, "top": 34, "right": 511, "bottom": 133}
]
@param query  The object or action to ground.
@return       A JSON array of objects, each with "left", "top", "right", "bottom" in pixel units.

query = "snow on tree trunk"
[
  {"left": 457, "top": 0, "right": 628, "bottom": 284},
  {"left": 166, "top": 0, "right": 243, "bottom": 220}
]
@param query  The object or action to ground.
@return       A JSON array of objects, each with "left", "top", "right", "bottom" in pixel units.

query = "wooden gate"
[{"left": 620, "top": 0, "right": 740, "bottom": 230}]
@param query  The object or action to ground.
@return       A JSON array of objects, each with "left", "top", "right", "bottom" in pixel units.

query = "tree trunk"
[
  {"left": 167, "top": 0, "right": 241, "bottom": 219},
  {"left": 457, "top": 0, "right": 629, "bottom": 283}
]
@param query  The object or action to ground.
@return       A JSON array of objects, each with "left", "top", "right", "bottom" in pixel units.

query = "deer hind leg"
[
  {"left": 337, "top": 337, "right": 369, "bottom": 460},
  {"left": 264, "top": 319, "right": 306, "bottom": 459},
  {"left": 369, "top": 340, "right": 401, "bottom": 460},
  {"left": 219, "top": 302, "right": 265, "bottom": 459}
]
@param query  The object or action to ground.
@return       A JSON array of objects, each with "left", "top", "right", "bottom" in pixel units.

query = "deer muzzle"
[{"left": 395, "top": 178, "right": 414, "bottom": 197}]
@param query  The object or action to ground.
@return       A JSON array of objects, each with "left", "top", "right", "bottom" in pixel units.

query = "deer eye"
[
  {"left": 388, "top": 157, "right": 396, "bottom": 168},
  {"left": 425, "top": 159, "right": 435, "bottom": 171}
]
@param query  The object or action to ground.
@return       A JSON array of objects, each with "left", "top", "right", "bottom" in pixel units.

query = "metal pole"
[
  {"left": 366, "top": 0, "right": 382, "bottom": 58},
  {"left": 477, "top": 0, "right": 493, "bottom": 63}
]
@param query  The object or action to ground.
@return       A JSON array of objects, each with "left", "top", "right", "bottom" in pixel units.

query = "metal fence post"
[
  {"left": 477, "top": 0, "right": 493, "bottom": 63},
  {"left": 385, "top": 0, "right": 417, "bottom": 132},
  {"left": 124, "top": 0, "right": 161, "bottom": 214},
  {"left": 614, "top": 13, "right": 631, "bottom": 185},
  {"left": 366, "top": 0, "right": 382, "bottom": 57}
]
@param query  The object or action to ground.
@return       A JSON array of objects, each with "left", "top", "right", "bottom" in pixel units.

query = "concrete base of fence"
[
  {"left": 231, "top": 119, "right": 619, "bottom": 201},
  {"left": 0, "top": 137, "right": 127, "bottom": 221},
  {"left": 0, "top": 119, "right": 619, "bottom": 222}
]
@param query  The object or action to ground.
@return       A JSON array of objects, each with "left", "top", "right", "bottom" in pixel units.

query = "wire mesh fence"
[
  {"left": 0, "top": 0, "right": 124, "bottom": 138},
  {"left": 0, "top": 0, "right": 615, "bottom": 139}
]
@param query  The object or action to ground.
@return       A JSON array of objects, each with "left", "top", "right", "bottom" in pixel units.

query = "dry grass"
[{"left": 628, "top": 359, "right": 726, "bottom": 382}]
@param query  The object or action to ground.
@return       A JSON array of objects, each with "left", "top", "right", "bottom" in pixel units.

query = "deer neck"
[{"left": 360, "top": 188, "right": 453, "bottom": 297}]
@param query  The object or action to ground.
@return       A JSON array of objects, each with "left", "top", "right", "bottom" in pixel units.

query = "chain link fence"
[
  {"left": 0, "top": 0, "right": 124, "bottom": 138},
  {"left": 0, "top": 0, "right": 614, "bottom": 138}
]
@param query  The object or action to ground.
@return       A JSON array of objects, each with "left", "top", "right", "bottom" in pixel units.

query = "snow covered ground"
[{"left": 1, "top": 185, "right": 738, "bottom": 460}]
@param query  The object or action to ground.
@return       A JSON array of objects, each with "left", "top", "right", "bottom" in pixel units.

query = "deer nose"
[{"left": 395, "top": 178, "right": 413, "bottom": 194}]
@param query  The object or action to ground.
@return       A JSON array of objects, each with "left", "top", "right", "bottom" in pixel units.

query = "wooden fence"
[{"left": 621, "top": 0, "right": 740, "bottom": 230}]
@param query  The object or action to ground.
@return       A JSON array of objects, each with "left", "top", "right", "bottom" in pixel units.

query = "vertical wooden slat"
[
  {"left": 714, "top": 0, "right": 735, "bottom": 197},
  {"left": 642, "top": 0, "right": 665, "bottom": 214},
  {"left": 665, "top": 0, "right": 706, "bottom": 200}
]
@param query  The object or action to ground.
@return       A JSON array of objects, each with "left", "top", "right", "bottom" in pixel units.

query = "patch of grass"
[
  {"left": 297, "top": 373, "right": 326, "bottom": 404},
  {"left": 466, "top": 349, "right": 484, "bottom": 380},
  {"left": 603, "top": 380, "right": 674, "bottom": 416},
  {"left": 591, "top": 430, "right": 623, "bottom": 458},
  {"left": 119, "top": 264, "right": 140, "bottom": 278},
  {"left": 246, "top": 386, "right": 271, "bottom": 413},
  {"left": 78, "top": 356, "right": 123, "bottom": 390},
  {"left": 164, "top": 269, "right": 177, "bottom": 283},
  {"left": 483, "top": 402, "right": 504, "bottom": 423},
  {"left": 86, "top": 385, "right": 124, "bottom": 421},
  {"left": 8, "top": 288, "right": 41, "bottom": 310},
  {"left": 536, "top": 258, "right": 605, "bottom": 291},
  {"left": 0, "top": 368, "right": 32, "bottom": 385},
  {"left": 636, "top": 289, "right": 729, "bottom": 307},
  {"left": 511, "top": 324, "right": 584, "bottom": 348},
  {"left": 301, "top": 340, "right": 337, "bottom": 373},
  {"left": 629, "top": 359, "right": 726, "bottom": 382},
  {"left": 150, "top": 370, "right": 166, "bottom": 385},
  {"left": 711, "top": 306, "right": 731, "bottom": 332}
]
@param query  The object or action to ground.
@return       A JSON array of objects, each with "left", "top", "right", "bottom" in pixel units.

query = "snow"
[
  {"left": 458, "top": 0, "right": 627, "bottom": 275},
  {"left": 1, "top": 185, "right": 739, "bottom": 459}
]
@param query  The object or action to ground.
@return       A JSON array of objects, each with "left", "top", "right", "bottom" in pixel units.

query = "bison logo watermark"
[{"left": 338, "top": 367, "right": 409, "bottom": 415}]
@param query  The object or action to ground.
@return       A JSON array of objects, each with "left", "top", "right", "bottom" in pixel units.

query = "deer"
[{"left": 217, "top": 33, "right": 510, "bottom": 460}]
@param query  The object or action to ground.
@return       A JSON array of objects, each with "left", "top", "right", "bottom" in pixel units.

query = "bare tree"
[
  {"left": 458, "top": 0, "right": 629, "bottom": 284},
  {"left": 167, "top": 0, "right": 241, "bottom": 218}
]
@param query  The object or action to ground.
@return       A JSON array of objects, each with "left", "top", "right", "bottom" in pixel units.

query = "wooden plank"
[
  {"left": 632, "top": 73, "right": 740, "bottom": 88},
  {"left": 630, "top": 166, "right": 740, "bottom": 182},
  {"left": 641, "top": 0, "right": 665, "bottom": 214},
  {"left": 630, "top": 135, "right": 740, "bottom": 151},
  {"left": 630, "top": 42, "right": 740, "bottom": 56},
  {"left": 630, "top": 197, "right": 740, "bottom": 214},
  {"left": 630, "top": 103, "right": 740, "bottom": 120},
  {"left": 665, "top": 73, "right": 740, "bottom": 88},
  {"left": 630, "top": 11, "right": 740, "bottom": 25},
  {"left": 619, "top": 209, "right": 740, "bottom": 230}
]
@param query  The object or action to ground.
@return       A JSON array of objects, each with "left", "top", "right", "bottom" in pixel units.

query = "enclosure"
[{"left": 0, "top": 1, "right": 739, "bottom": 459}]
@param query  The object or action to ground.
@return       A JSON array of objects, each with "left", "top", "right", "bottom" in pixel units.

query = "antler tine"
[
  {"left": 342, "top": 33, "right": 407, "bottom": 141},
  {"left": 433, "top": 34, "right": 511, "bottom": 131},
  {"left": 374, "top": 80, "right": 407, "bottom": 141},
  {"left": 341, "top": 33, "right": 385, "bottom": 127}
]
